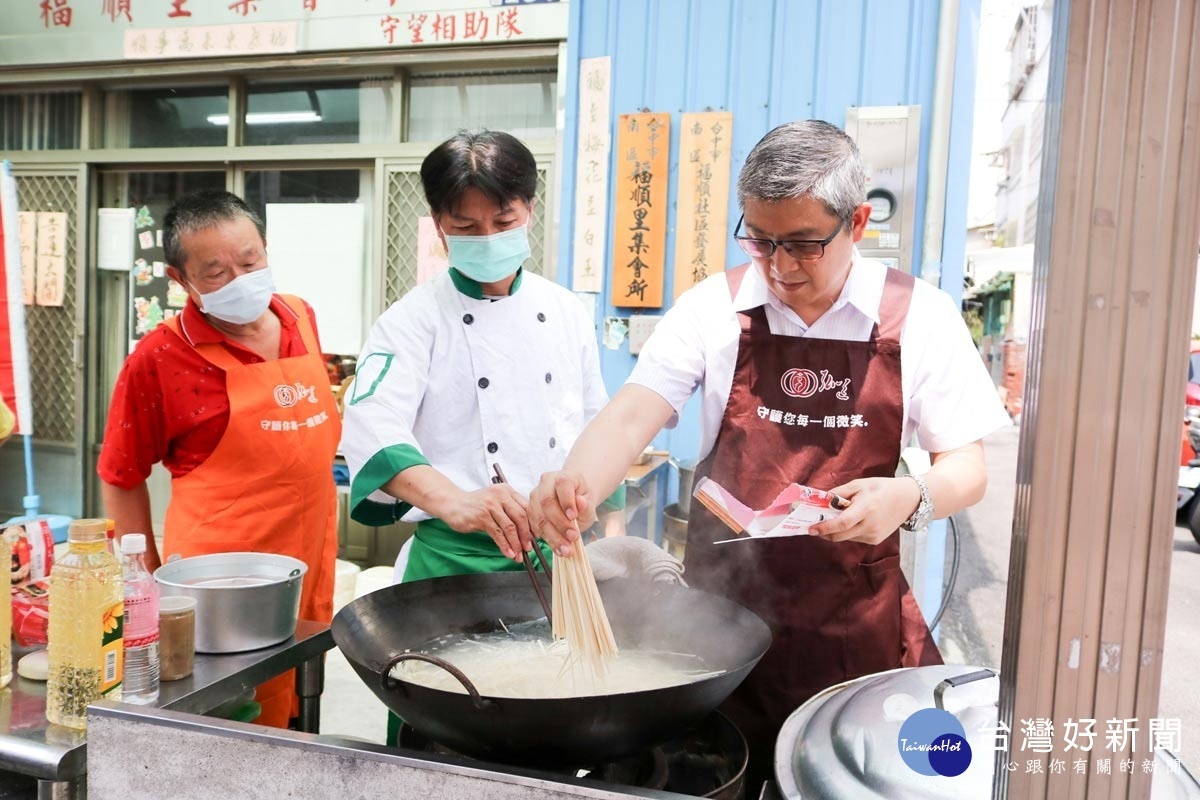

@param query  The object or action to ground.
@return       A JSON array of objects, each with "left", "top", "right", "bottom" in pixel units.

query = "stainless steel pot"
[
  {"left": 671, "top": 457, "right": 698, "bottom": 517},
  {"left": 774, "top": 665, "right": 1200, "bottom": 799},
  {"left": 155, "top": 552, "right": 306, "bottom": 653}
]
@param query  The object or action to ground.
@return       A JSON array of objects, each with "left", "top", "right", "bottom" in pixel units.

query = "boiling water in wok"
[
  {"left": 393, "top": 618, "right": 726, "bottom": 698},
  {"left": 333, "top": 573, "right": 772, "bottom": 767}
]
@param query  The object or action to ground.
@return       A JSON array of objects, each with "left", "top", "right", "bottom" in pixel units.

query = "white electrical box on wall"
[
  {"left": 628, "top": 314, "right": 664, "bottom": 355},
  {"left": 845, "top": 106, "right": 921, "bottom": 274}
]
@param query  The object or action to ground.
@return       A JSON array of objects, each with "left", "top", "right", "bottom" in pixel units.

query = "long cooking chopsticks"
[{"left": 491, "top": 463, "right": 554, "bottom": 622}]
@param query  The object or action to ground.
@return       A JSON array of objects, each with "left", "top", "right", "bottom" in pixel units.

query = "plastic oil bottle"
[
  {"left": 119, "top": 534, "right": 159, "bottom": 704},
  {"left": 0, "top": 532, "right": 10, "bottom": 690},
  {"left": 46, "top": 519, "right": 124, "bottom": 729}
]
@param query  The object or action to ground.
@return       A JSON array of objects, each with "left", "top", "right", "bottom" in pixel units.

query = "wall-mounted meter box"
[{"left": 844, "top": 106, "right": 921, "bottom": 273}]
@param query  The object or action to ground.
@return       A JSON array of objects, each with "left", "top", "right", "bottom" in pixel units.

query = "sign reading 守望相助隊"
[{"left": 0, "top": 0, "right": 569, "bottom": 67}]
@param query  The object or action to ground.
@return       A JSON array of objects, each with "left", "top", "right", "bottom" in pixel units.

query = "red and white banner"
[{"left": 0, "top": 162, "right": 33, "bottom": 435}]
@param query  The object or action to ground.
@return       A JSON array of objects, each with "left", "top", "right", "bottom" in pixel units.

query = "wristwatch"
[{"left": 901, "top": 474, "right": 934, "bottom": 532}]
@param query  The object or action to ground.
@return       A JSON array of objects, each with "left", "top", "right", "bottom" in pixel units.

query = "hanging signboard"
[
  {"left": 674, "top": 111, "right": 733, "bottom": 298},
  {"left": 611, "top": 112, "right": 669, "bottom": 309},
  {"left": 570, "top": 56, "right": 611, "bottom": 293},
  {"left": 1, "top": 1, "right": 569, "bottom": 67}
]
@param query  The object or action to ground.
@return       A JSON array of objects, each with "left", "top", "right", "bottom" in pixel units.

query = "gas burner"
[{"left": 397, "top": 711, "right": 747, "bottom": 799}]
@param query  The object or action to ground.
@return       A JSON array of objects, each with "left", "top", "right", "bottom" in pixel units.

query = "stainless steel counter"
[{"left": 0, "top": 620, "right": 332, "bottom": 798}]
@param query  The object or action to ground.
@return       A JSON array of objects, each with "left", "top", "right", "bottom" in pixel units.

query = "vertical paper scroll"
[{"left": 571, "top": 57, "right": 612, "bottom": 293}]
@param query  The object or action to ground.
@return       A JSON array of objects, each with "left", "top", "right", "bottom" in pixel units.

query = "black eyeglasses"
[{"left": 733, "top": 215, "right": 845, "bottom": 261}]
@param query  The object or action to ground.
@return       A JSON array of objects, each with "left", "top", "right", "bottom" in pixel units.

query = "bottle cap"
[
  {"left": 121, "top": 533, "right": 147, "bottom": 554},
  {"left": 67, "top": 518, "right": 108, "bottom": 543}
]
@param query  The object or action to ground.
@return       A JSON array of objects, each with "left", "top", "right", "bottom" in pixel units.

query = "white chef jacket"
[
  {"left": 628, "top": 251, "right": 1012, "bottom": 461},
  {"left": 341, "top": 268, "right": 608, "bottom": 525}
]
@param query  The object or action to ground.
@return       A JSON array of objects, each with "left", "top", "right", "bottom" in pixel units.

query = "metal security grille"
[
  {"left": 381, "top": 166, "right": 550, "bottom": 308},
  {"left": 16, "top": 174, "right": 78, "bottom": 444}
]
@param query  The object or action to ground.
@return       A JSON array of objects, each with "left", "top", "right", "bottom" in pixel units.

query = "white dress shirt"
[{"left": 628, "top": 251, "right": 1011, "bottom": 461}]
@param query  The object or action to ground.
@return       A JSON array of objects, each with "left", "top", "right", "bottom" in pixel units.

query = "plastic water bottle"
[{"left": 119, "top": 534, "right": 159, "bottom": 704}]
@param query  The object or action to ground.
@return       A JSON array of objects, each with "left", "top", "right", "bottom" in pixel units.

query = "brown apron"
[{"left": 684, "top": 264, "right": 941, "bottom": 784}]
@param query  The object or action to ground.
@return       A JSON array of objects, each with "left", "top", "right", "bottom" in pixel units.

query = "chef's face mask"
[
  {"left": 442, "top": 225, "right": 531, "bottom": 284},
  {"left": 192, "top": 266, "right": 275, "bottom": 325}
]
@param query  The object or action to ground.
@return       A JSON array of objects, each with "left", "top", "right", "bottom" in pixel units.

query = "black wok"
[{"left": 332, "top": 571, "right": 771, "bottom": 768}]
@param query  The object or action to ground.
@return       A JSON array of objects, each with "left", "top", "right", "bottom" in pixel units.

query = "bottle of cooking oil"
[
  {"left": 0, "top": 532, "right": 10, "bottom": 690},
  {"left": 46, "top": 519, "right": 124, "bottom": 729}
]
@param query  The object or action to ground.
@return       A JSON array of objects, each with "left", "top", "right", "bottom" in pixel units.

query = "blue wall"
[{"left": 556, "top": 0, "right": 974, "bottom": 478}]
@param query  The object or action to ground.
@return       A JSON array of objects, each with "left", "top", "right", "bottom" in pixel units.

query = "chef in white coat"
[{"left": 341, "top": 129, "right": 623, "bottom": 584}]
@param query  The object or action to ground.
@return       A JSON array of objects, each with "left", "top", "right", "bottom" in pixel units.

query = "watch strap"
[{"left": 901, "top": 474, "right": 932, "bottom": 532}]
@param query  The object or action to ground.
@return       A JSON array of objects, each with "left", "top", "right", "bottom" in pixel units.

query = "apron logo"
[
  {"left": 273, "top": 382, "right": 318, "bottom": 408},
  {"left": 780, "top": 368, "right": 851, "bottom": 401}
]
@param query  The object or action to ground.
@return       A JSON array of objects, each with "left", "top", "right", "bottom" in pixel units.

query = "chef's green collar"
[{"left": 448, "top": 267, "right": 524, "bottom": 300}]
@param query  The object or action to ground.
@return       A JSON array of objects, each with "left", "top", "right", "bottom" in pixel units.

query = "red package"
[
  {"left": 11, "top": 579, "right": 49, "bottom": 647},
  {"left": 5, "top": 521, "right": 54, "bottom": 585}
]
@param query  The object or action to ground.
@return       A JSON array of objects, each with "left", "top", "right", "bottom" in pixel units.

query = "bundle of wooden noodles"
[{"left": 551, "top": 540, "right": 619, "bottom": 679}]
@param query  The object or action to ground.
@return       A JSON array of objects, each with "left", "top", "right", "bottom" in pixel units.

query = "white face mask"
[{"left": 195, "top": 267, "right": 275, "bottom": 325}]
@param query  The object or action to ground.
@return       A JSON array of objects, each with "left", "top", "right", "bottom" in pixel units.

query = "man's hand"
[
  {"left": 528, "top": 470, "right": 593, "bottom": 557},
  {"left": 808, "top": 476, "right": 921, "bottom": 544},
  {"left": 440, "top": 485, "right": 533, "bottom": 561}
]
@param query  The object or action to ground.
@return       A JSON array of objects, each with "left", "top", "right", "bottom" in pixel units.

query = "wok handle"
[{"left": 381, "top": 653, "right": 497, "bottom": 712}]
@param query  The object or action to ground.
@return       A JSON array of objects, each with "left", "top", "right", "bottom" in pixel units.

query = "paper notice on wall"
[
  {"left": 416, "top": 216, "right": 449, "bottom": 285},
  {"left": 98, "top": 208, "right": 136, "bottom": 272},
  {"left": 35, "top": 212, "right": 67, "bottom": 307},
  {"left": 17, "top": 212, "right": 35, "bottom": 305},
  {"left": 266, "top": 202, "right": 365, "bottom": 356},
  {"left": 692, "top": 476, "right": 844, "bottom": 542},
  {"left": 571, "top": 56, "right": 612, "bottom": 293}
]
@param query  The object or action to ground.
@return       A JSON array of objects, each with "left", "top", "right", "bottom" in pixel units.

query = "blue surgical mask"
[
  {"left": 443, "top": 226, "right": 531, "bottom": 284},
  {"left": 195, "top": 267, "right": 275, "bottom": 325}
]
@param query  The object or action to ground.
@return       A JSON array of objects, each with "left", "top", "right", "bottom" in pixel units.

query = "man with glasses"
[{"left": 529, "top": 119, "right": 1008, "bottom": 788}]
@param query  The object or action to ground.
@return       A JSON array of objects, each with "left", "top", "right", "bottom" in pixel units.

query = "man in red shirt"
[{"left": 98, "top": 189, "right": 341, "bottom": 727}]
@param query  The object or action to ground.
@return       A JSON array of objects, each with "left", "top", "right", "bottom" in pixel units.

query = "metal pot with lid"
[{"left": 774, "top": 665, "right": 1200, "bottom": 799}]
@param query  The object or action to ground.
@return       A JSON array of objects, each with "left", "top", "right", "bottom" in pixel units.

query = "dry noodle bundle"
[{"left": 551, "top": 539, "right": 619, "bottom": 679}]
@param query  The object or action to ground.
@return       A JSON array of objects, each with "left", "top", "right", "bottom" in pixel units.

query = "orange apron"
[{"left": 162, "top": 295, "right": 340, "bottom": 728}]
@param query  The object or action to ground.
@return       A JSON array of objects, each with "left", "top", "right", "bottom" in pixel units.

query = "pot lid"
[
  {"left": 775, "top": 665, "right": 1000, "bottom": 800},
  {"left": 774, "top": 666, "right": 1200, "bottom": 800}
]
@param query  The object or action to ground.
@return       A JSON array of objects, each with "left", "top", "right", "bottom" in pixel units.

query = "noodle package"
[{"left": 692, "top": 476, "right": 844, "bottom": 542}]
